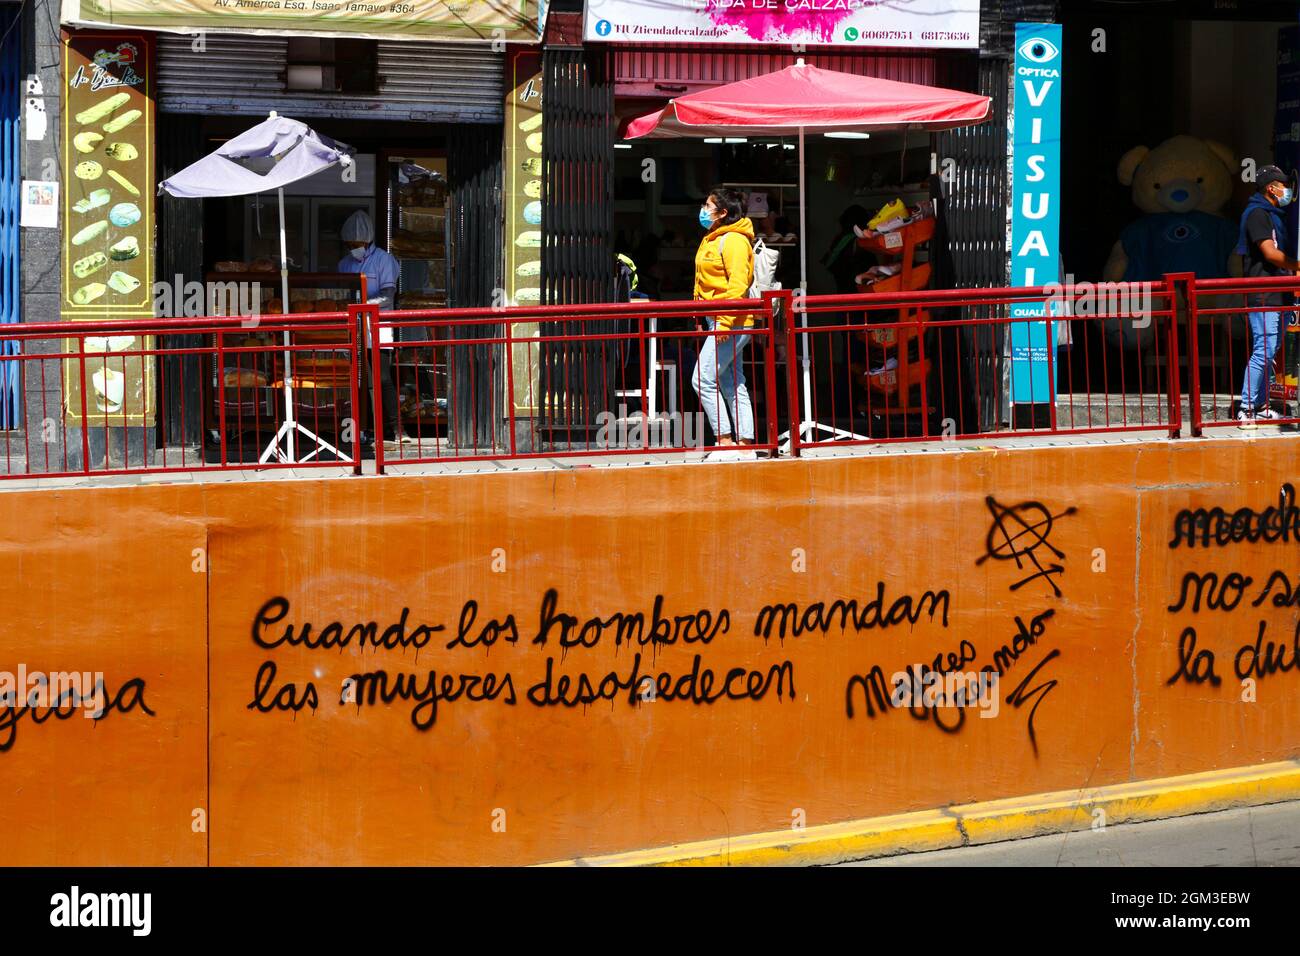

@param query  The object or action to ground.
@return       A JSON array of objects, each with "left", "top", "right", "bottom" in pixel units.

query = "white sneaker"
[
  {"left": 1256, "top": 407, "right": 1283, "bottom": 422},
  {"left": 1237, "top": 409, "right": 1257, "bottom": 429},
  {"left": 703, "top": 447, "right": 757, "bottom": 462}
]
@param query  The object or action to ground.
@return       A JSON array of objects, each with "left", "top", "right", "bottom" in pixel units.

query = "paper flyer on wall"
[{"left": 20, "top": 181, "right": 59, "bottom": 229}]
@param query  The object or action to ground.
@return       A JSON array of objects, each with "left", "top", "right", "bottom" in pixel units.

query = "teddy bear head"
[{"left": 1117, "top": 135, "right": 1236, "bottom": 216}]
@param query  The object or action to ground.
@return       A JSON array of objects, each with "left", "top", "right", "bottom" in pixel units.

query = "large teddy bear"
[{"left": 1103, "top": 135, "right": 1239, "bottom": 349}]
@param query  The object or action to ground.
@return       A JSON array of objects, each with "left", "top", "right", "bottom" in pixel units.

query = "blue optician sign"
[{"left": 1009, "top": 22, "right": 1063, "bottom": 407}]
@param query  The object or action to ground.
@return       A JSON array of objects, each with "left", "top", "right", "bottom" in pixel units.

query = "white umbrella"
[{"left": 160, "top": 112, "right": 355, "bottom": 464}]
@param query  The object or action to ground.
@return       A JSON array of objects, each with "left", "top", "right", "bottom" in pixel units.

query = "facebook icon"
[{"left": 595, "top": 19, "right": 612, "bottom": 36}]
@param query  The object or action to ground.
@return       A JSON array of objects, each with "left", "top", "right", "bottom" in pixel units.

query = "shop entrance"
[
  {"left": 157, "top": 115, "right": 453, "bottom": 456},
  {"left": 1060, "top": 3, "right": 1299, "bottom": 405},
  {"left": 613, "top": 127, "right": 939, "bottom": 439}
]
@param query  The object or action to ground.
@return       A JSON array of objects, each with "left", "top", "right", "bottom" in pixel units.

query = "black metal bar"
[{"left": 448, "top": 122, "right": 504, "bottom": 449}]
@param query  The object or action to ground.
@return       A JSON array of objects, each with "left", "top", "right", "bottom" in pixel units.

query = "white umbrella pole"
[
  {"left": 798, "top": 125, "right": 812, "bottom": 433},
  {"left": 278, "top": 184, "right": 296, "bottom": 463},
  {"left": 776, "top": 120, "right": 868, "bottom": 453}
]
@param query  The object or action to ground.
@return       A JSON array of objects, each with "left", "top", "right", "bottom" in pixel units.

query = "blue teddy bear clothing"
[{"left": 1119, "top": 210, "right": 1236, "bottom": 283}]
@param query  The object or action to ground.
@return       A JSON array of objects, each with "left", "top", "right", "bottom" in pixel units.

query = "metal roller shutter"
[{"left": 157, "top": 35, "right": 503, "bottom": 123}]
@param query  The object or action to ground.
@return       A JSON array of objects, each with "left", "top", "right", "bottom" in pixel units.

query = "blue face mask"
[
  {"left": 699, "top": 206, "right": 716, "bottom": 230},
  {"left": 1280, "top": 187, "right": 1295, "bottom": 207}
]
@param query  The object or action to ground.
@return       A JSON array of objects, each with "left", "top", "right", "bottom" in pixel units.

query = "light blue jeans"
[
  {"left": 1241, "top": 310, "right": 1283, "bottom": 412},
  {"left": 693, "top": 324, "right": 754, "bottom": 442}
]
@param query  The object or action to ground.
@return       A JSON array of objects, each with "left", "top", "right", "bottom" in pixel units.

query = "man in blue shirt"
[
  {"left": 338, "top": 210, "right": 400, "bottom": 310},
  {"left": 336, "top": 210, "right": 411, "bottom": 444},
  {"left": 1234, "top": 167, "right": 1300, "bottom": 426}
]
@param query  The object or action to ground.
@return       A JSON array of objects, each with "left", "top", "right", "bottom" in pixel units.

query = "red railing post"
[
  {"left": 762, "top": 291, "right": 780, "bottom": 450},
  {"left": 76, "top": 333, "right": 91, "bottom": 474},
  {"left": 216, "top": 328, "right": 228, "bottom": 467},
  {"left": 354, "top": 304, "right": 384, "bottom": 474},
  {"left": 1176, "top": 272, "right": 1201, "bottom": 437},
  {"left": 1045, "top": 294, "right": 1058, "bottom": 433},
  {"left": 781, "top": 289, "right": 801, "bottom": 456},
  {"left": 346, "top": 305, "right": 363, "bottom": 474},
  {"left": 635, "top": 312, "right": 649, "bottom": 451},
  {"left": 915, "top": 303, "right": 931, "bottom": 437},
  {"left": 1170, "top": 274, "right": 1190, "bottom": 439},
  {"left": 504, "top": 312, "right": 518, "bottom": 457}
]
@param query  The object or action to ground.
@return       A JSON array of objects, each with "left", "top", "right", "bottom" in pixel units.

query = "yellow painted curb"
[{"left": 543, "top": 759, "right": 1300, "bottom": 867}]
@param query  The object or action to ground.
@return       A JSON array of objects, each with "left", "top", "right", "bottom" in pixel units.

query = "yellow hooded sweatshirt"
[{"left": 694, "top": 216, "right": 756, "bottom": 331}]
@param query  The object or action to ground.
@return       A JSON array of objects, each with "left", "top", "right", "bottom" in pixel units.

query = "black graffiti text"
[
  {"left": 990, "top": 609, "right": 1056, "bottom": 677},
  {"left": 1168, "top": 483, "right": 1300, "bottom": 549},
  {"left": 1165, "top": 626, "right": 1222, "bottom": 687},
  {"left": 526, "top": 653, "right": 794, "bottom": 708},
  {"left": 252, "top": 596, "right": 445, "bottom": 653},
  {"left": 248, "top": 659, "right": 318, "bottom": 715},
  {"left": 844, "top": 639, "right": 981, "bottom": 734},
  {"left": 0, "top": 677, "right": 154, "bottom": 753},
  {"left": 753, "top": 582, "right": 950, "bottom": 641},
  {"left": 1234, "top": 619, "right": 1300, "bottom": 683},
  {"left": 445, "top": 599, "right": 519, "bottom": 650},
  {"left": 345, "top": 667, "right": 517, "bottom": 730},
  {"left": 1250, "top": 570, "right": 1300, "bottom": 610},
  {"left": 532, "top": 589, "right": 728, "bottom": 650},
  {"left": 1004, "top": 649, "right": 1060, "bottom": 757},
  {"left": 1167, "top": 571, "right": 1253, "bottom": 613},
  {"left": 977, "top": 496, "right": 1077, "bottom": 596}
]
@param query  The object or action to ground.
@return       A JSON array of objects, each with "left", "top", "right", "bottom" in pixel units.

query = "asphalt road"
[{"left": 838, "top": 800, "right": 1300, "bottom": 866}]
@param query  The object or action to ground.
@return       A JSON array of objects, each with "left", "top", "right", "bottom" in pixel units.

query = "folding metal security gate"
[
  {"left": 539, "top": 46, "right": 616, "bottom": 433},
  {"left": 446, "top": 123, "right": 504, "bottom": 448},
  {"left": 0, "top": 4, "right": 21, "bottom": 430}
]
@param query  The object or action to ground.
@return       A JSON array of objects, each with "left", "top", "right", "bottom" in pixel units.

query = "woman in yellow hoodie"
[{"left": 692, "top": 187, "right": 757, "bottom": 460}]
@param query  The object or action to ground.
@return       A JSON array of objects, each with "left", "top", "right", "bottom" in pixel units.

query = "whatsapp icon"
[{"left": 844, "top": 27, "right": 859, "bottom": 41}]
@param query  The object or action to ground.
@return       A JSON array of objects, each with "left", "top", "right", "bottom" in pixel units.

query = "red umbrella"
[
  {"left": 625, "top": 61, "right": 990, "bottom": 451},
  {"left": 624, "top": 61, "right": 990, "bottom": 139}
]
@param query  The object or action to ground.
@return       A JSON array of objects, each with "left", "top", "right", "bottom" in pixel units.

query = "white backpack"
[{"left": 718, "top": 232, "right": 782, "bottom": 298}]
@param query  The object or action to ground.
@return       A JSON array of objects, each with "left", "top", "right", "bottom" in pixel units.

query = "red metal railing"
[
  {"left": 3, "top": 273, "right": 1298, "bottom": 480},
  {"left": 783, "top": 274, "right": 1183, "bottom": 454},
  {"left": 0, "top": 309, "right": 360, "bottom": 478},
  {"left": 1184, "top": 274, "right": 1300, "bottom": 433},
  {"left": 360, "top": 294, "right": 783, "bottom": 471}
]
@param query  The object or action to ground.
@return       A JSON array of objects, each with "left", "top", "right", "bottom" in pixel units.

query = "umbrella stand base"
[
  {"left": 778, "top": 419, "right": 870, "bottom": 456},
  {"left": 259, "top": 419, "right": 351, "bottom": 465}
]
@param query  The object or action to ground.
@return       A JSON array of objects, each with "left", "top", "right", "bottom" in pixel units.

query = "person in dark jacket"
[{"left": 1234, "top": 166, "right": 1300, "bottom": 425}]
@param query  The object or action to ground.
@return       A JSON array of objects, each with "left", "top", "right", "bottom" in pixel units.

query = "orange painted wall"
[{"left": 1, "top": 438, "right": 1298, "bottom": 865}]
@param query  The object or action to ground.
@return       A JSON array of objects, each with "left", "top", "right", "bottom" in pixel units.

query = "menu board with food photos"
[
  {"left": 505, "top": 49, "right": 543, "bottom": 416},
  {"left": 61, "top": 31, "right": 154, "bottom": 426}
]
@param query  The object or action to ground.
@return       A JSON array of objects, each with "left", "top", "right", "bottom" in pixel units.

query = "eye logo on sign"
[
  {"left": 1165, "top": 222, "right": 1202, "bottom": 243},
  {"left": 1018, "top": 37, "right": 1059, "bottom": 63}
]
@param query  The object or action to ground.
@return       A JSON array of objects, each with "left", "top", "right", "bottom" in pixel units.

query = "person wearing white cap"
[
  {"left": 338, "top": 210, "right": 400, "bottom": 310},
  {"left": 337, "top": 209, "right": 412, "bottom": 444}
]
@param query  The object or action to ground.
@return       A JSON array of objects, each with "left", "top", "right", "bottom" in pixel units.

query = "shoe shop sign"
[
  {"left": 584, "top": 0, "right": 979, "bottom": 48},
  {"left": 62, "top": 0, "right": 544, "bottom": 43}
]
